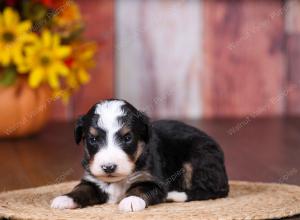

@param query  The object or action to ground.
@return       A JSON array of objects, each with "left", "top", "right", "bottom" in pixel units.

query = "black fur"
[
  {"left": 63, "top": 99, "right": 229, "bottom": 209},
  {"left": 66, "top": 180, "right": 108, "bottom": 208}
]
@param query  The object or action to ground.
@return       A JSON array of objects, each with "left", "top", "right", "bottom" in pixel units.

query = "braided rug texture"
[{"left": 0, "top": 181, "right": 300, "bottom": 220}]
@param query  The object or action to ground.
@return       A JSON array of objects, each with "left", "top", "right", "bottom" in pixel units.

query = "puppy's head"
[{"left": 75, "top": 99, "right": 150, "bottom": 183}]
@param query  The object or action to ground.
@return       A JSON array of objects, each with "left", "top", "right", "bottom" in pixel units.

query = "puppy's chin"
[{"left": 95, "top": 175, "right": 127, "bottom": 183}]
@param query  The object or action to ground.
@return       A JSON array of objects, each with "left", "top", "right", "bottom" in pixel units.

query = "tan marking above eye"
[
  {"left": 120, "top": 126, "right": 131, "bottom": 136},
  {"left": 134, "top": 141, "right": 144, "bottom": 162},
  {"left": 89, "top": 127, "right": 99, "bottom": 136}
]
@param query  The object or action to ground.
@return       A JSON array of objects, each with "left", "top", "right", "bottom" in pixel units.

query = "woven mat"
[{"left": 0, "top": 181, "right": 300, "bottom": 220}]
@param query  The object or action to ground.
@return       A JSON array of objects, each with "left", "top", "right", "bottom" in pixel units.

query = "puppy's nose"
[{"left": 101, "top": 164, "right": 117, "bottom": 174}]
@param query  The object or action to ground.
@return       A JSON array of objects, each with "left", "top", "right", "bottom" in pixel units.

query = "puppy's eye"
[
  {"left": 123, "top": 133, "right": 132, "bottom": 143},
  {"left": 89, "top": 136, "right": 98, "bottom": 145}
]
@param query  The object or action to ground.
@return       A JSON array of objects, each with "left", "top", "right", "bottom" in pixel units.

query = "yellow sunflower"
[
  {"left": 0, "top": 8, "right": 36, "bottom": 67},
  {"left": 51, "top": 42, "right": 96, "bottom": 104},
  {"left": 55, "top": 1, "right": 82, "bottom": 26},
  {"left": 20, "top": 30, "right": 71, "bottom": 89},
  {"left": 53, "top": 1, "right": 83, "bottom": 38},
  {"left": 66, "top": 42, "right": 96, "bottom": 89}
]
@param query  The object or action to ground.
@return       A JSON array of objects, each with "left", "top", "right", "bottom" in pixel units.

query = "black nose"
[{"left": 101, "top": 164, "right": 117, "bottom": 174}]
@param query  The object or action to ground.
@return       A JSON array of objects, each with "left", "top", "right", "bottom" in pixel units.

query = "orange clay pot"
[{"left": 0, "top": 79, "right": 52, "bottom": 138}]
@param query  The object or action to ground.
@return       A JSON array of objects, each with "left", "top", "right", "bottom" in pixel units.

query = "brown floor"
[{"left": 0, "top": 118, "right": 299, "bottom": 219}]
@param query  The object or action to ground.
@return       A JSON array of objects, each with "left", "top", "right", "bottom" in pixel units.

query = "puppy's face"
[{"left": 75, "top": 100, "right": 150, "bottom": 183}]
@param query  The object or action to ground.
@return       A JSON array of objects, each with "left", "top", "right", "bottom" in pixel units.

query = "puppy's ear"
[
  {"left": 137, "top": 111, "right": 151, "bottom": 143},
  {"left": 74, "top": 115, "right": 84, "bottom": 144}
]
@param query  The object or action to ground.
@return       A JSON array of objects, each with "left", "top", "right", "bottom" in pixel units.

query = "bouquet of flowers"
[{"left": 0, "top": 0, "right": 96, "bottom": 102}]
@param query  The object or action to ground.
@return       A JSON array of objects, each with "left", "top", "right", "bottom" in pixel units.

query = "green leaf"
[
  {"left": 0, "top": 67, "right": 17, "bottom": 86},
  {"left": 22, "top": 1, "right": 48, "bottom": 23},
  {"left": 61, "top": 26, "right": 85, "bottom": 44}
]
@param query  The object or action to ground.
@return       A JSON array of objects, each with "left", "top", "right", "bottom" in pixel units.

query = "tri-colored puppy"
[{"left": 51, "top": 99, "right": 229, "bottom": 212}]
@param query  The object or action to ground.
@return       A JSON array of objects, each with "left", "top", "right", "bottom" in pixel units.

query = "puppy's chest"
[{"left": 102, "top": 182, "right": 127, "bottom": 204}]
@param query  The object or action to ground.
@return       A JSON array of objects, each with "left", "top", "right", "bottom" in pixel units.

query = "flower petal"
[
  {"left": 67, "top": 72, "right": 78, "bottom": 89},
  {"left": 78, "top": 69, "right": 90, "bottom": 84},
  {"left": 0, "top": 48, "right": 12, "bottom": 66},
  {"left": 17, "top": 21, "right": 31, "bottom": 33},
  {"left": 16, "top": 62, "right": 29, "bottom": 73},
  {"left": 13, "top": 49, "right": 24, "bottom": 65},
  {"left": 29, "top": 67, "right": 44, "bottom": 88},
  {"left": 55, "top": 62, "right": 70, "bottom": 76},
  {"left": 3, "top": 8, "right": 19, "bottom": 27},
  {"left": 47, "top": 70, "right": 60, "bottom": 89},
  {"left": 52, "top": 34, "right": 60, "bottom": 47},
  {"left": 55, "top": 46, "right": 71, "bottom": 58},
  {"left": 42, "top": 30, "right": 51, "bottom": 48}
]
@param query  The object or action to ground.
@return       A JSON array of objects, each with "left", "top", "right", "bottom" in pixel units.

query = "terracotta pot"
[{"left": 0, "top": 80, "right": 52, "bottom": 138}]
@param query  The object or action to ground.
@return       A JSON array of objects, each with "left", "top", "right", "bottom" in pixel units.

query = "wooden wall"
[
  {"left": 116, "top": 0, "right": 300, "bottom": 118},
  {"left": 286, "top": 0, "right": 300, "bottom": 115},
  {"left": 51, "top": 0, "right": 114, "bottom": 120},
  {"left": 203, "top": 0, "right": 286, "bottom": 117},
  {"left": 116, "top": 0, "right": 203, "bottom": 118},
  {"left": 48, "top": 0, "right": 300, "bottom": 120}
]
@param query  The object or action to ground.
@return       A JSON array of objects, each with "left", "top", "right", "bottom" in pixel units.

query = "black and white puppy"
[{"left": 51, "top": 99, "right": 229, "bottom": 212}]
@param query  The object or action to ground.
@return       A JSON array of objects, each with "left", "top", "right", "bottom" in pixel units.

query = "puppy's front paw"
[
  {"left": 51, "top": 195, "right": 78, "bottom": 209},
  {"left": 118, "top": 196, "right": 146, "bottom": 212}
]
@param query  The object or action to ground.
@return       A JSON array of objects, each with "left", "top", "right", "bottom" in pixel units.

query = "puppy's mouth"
[{"left": 96, "top": 174, "right": 127, "bottom": 183}]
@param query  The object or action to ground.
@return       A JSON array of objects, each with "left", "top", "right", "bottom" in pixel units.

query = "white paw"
[
  {"left": 51, "top": 195, "right": 78, "bottom": 209},
  {"left": 167, "top": 191, "right": 187, "bottom": 202},
  {"left": 118, "top": 196, "right": 146, "bottom": 212}
]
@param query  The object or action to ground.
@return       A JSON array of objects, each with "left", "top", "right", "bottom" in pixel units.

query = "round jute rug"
[{"left": 0, "top": 181, "right": 299, "bottom": 220}]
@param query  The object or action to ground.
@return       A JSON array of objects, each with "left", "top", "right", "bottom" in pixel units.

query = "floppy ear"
[
  {"left": 74, "top": 115, "right": 84, "bottom": 144},
  {"left": 137, "top": 111, "right": 151, "bottom": 143}
]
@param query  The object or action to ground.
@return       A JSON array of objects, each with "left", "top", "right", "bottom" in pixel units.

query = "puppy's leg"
[
  {"left": 119, "top": 182, "right": 166, "bottom": 212},
  {"left": 51, "top": 180, "right": 108, "bottom": 209},
  {"left": 186, "top": 143, "right": 229, "bottom": 201}
]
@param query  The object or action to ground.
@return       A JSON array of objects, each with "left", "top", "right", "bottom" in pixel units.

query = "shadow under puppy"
[{"left": 51, "top": 99, "right": 229, "bottom": 212}]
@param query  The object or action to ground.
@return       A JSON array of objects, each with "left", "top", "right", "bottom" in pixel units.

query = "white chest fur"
[
  {"left": 104, "top": 181, "right": 127, "bottom": 203},
  {"left": 83, "top": 174, "right": 127, "bottom": 204}
]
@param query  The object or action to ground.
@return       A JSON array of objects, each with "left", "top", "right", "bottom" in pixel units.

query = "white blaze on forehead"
[
  {"left": 95, "top": 100, "right": 126, "bottom": 132},
  {"left": 91, "top": 100, "right": 133, "bottom": 178},
  {"left": 95, "top": 100, "right": 126, "bottom": 152}
]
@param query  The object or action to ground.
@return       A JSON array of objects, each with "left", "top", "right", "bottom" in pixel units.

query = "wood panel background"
[
  {"left": 116, "top": 0, "right": 203, "bottom": 118},
  {"left": 203, "top": 0, "right": 286, "bottom": 117},
  {"left": 286, "top": 0, "right": 300, "bottom": 115},
  {"left": 116, "top": 0, "right": 300, "bottom": 119},
  {"left": 47, "top": 0, "right": 300, "bottom": 120}
]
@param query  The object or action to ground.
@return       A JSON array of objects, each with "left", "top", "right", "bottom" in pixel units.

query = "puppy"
[{"left": 51, "top": 99, "right": 229, "bottom": 212}]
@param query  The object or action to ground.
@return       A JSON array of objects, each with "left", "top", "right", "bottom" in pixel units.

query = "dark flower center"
[
  {"left": 2, "top": 31, "right": 15, "bottom": 43},
  {"left": 40, "top": 56, "right": 51, "bottom": 66}
]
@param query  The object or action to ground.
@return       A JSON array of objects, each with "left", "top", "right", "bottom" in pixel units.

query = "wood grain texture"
[
  {"left": 116, "top": 0, "right": 203, "bottom": 119},
  {"left": 1, "top": 118, "right": 300, "bottom": 190},
  {"left": 49, "top": 0, "right": 300, "bottom": 120},
  {"left": 202, "top": 0, "right": 286, "bottom": 118},
  {"left": 286, "top": 35, "right": 300, "bottom": 115},
  {"left": 51, "top": 0, "right": 114, "bottom": 120},
  {"left": 285, "top": 0, "right": 300, "bottom": 34},
  {"left": 285, "top": 1, "right": 300, "bottom": 115}
]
